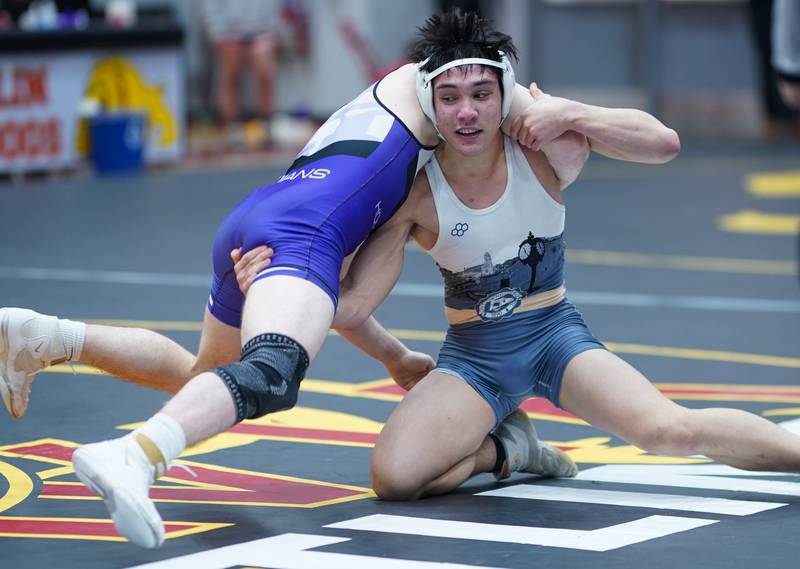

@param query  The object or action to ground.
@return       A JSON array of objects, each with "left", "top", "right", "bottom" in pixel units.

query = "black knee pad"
[{"left": 214, "top": 333, "right": 310, "bottom": 422}]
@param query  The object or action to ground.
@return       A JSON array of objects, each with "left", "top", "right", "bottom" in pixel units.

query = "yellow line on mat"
[{"left": 62, "top": 321, "right": 800, "bottom": 369}]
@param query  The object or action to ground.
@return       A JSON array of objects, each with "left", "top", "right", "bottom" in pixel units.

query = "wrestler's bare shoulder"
[{"left": 376, "top": 64, "right": 440, "bottom": 147}]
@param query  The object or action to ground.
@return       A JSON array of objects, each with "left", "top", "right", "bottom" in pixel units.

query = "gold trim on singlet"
[{"left": 444, "top": 285, "right": 567, "bottom": 325}]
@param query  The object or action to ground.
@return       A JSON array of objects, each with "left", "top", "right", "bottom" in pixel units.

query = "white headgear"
[{"left": 415, "top": 51, "right": 516, "bottom": 133}]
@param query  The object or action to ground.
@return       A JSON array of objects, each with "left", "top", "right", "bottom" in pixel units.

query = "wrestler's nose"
[{"left": 456, "top": 100, "right": 479, "bottom": 123}]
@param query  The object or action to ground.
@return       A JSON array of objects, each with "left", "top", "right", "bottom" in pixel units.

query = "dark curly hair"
[{"left": 408, "top": 9, "right": 519, "bottom": 77}]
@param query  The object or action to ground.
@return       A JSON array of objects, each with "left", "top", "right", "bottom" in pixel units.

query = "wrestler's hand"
[
  {"left": 510, "top": 82, "right": 571, "bottom": 151},
  {"left": 230, "top": 245, "right": 273, "bottom": 294},
  {"left": 385, "top": 349, "right": 435, "bottom": 391}
]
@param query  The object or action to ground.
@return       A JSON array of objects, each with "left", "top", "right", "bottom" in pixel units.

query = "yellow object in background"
[{"left": 75, "top": 57, "right": 177, "bottom": 156}]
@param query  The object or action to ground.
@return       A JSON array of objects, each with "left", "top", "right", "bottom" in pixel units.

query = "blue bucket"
[{"left": 89, "top": 113, "right": 145, "bottom": 175}]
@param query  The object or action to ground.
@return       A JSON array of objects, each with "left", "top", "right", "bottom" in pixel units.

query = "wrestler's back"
[
  {"left": 208, "top": 66, "right": 438, "bottom": 319},
  {"left": 234, "top": 66, "right": 436, "bottom": 256}
]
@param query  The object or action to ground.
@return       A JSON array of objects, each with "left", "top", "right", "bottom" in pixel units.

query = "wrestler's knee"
[
  {"left": 188, "top": 351, "right": 236, "bottom": 383},
  {"left": 370, "top": 451, "right": 424, "bottom": 501},
  {"left": 213, "top": 333, "right": 309, "bottom": 422}
]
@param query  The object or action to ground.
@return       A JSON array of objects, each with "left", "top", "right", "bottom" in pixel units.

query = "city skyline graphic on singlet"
[{"left": 438, "top": 230, "right": 565, "bottom": 313}]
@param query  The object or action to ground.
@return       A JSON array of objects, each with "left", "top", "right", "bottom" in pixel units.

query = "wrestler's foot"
[
  {"left": 73, "top": 436, "right": 164, "bottom": 548},
  {"left": 0, "top": 307, "right": 64, "bottom": 418},
  {"left": 494, "top": 409, "right": 578, "bottom": 480}
]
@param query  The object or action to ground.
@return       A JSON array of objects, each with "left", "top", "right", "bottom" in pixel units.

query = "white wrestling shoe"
[
  {"left": 494, "top": 409, "right": 578, "bottom": 480},
  {"left": 0, "top": 307, "right": 63, "bottom": 418},
  {"left": 72, "top": 436, "right": 165, "bottom": 549}
]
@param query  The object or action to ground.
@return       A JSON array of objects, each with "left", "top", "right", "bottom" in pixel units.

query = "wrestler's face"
[{"left": 432, "top": 65, "right": 503, "bottom": 155}]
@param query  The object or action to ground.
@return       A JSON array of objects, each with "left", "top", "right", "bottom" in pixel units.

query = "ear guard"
[{"left": 415, "top": 52, "right": 516, "bottom": 133}]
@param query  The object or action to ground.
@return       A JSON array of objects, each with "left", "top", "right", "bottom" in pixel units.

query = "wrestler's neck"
[
  {"left": 437, "top": 133, "right": 507, "bottom": 207},
  {"left": 437, "top": 129, "right": 505, "bottom": 182}
]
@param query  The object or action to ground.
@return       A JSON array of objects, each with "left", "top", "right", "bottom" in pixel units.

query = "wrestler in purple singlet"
[{"left": 208, "top": 82, "right": 436, "bottom": 327}]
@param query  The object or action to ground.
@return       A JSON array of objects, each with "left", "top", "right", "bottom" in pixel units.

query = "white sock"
[
  {"left": 19, "top": 312, "right": 83, "bottom": 364},
  {"left": 133, "top": 413, "right": 187, "bottom": 478},
  {"left": 57, "top": 318, "right": 86, "bottom": 362}
]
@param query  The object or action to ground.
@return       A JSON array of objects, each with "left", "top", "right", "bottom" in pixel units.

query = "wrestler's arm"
[
  {"left": 335, "top": 316, "right": 433, "bottom": 391},
  {"left": 334, "top": 187, "right": 434, "bottom": 389},
  {"left": 567, "top": 102, "right": 680, "bottom": 163},
  {"left": 334, "top": 193, "right": 419, "bottom": 329},
  {"left": 508, "top": 83, "right": 680, "bottom": 164},
  {"left": 507, "top": 84, "right": 589, "bottom": 187},
  {"left": 504, "top": 82, "right": 540, "bottom": 137}
]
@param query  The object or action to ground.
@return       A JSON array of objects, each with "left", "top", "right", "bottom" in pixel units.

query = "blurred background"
[{"left": 0, "top": 0, "right": 797, "bottom": 178}]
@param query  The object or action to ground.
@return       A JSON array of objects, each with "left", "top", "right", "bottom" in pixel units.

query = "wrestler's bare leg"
[
  {"left": 370, "top": 372, "right": 497, "bottom": 501},
  {"left": 1, "top": 306, "right": 239, "bottom": 417},
  {"left": 162, "top": 276, "right": 335, "bottom": 443},
  {"left": 560, "top": 349, "right": 800, "bottom": 472}
]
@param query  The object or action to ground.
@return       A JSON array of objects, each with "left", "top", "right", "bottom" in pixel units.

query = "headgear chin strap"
[{"left": 416, "top": 52, "right": 516, "bottom": 136}]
